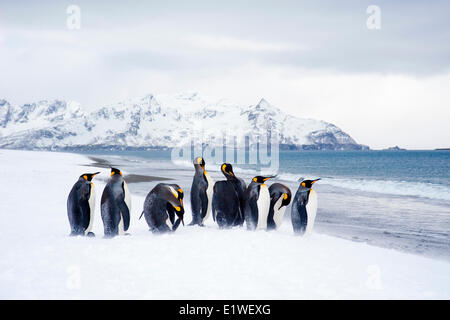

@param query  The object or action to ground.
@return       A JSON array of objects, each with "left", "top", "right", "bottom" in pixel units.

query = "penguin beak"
[
  {"left": 93, "top": 172, "right": 100, "bottom": 176},
  {"left": 311, "top": 178, "right": 321, "bottom": 184},
  {"left": 263, "top": 175, "right": 276, "bottom": 181}
]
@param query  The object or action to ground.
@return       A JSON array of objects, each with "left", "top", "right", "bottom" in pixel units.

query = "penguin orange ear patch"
[
  {"left": 253, "top": 177, "right": 257, "bottom": 182},
  {"left": 283, "top": 193, "right": 288, "bottom": 200},
  {"left": 83, "top": 175, "right": 88, "bottom": 180},
  {"left": 301, "top": 182, "right": 306, "bottom": 187}
]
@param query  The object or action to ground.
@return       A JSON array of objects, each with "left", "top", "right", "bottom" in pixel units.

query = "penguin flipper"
[
  {"left": 199, "top": 188, "right": 209, "bottom": 220},
  {"left": 80, "top": 183, "right": 92, "bottom": 231},
  {"left": 190, "top": 184, "right": 201, "bottom": 224},
  {"left": 117, "top": 198, "right": 131, "bottom": 231},
  {"left": 211, "top": 192, "right": 216, "bottom": 222},
  {"left": 166, "top": 204, "right": 176, "bottom": 225},
  {"left": 172, "top": 218, "right": 182, "bottom": 231},
  {"left": 267, "top": 196, "right": 278, "bottom": 231},
  {"left": 246, "top": 198, "right": 258, "bottom": 230},
  {"left": 292, "top": 192, "right": 308, "bottom": 235}
]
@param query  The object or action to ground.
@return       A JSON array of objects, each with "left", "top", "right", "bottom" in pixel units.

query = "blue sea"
[{"left": 77, "top": 149, "right": 450, "bottom": 260}]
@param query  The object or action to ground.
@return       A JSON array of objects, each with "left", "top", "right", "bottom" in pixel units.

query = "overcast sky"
[{"left": 1, "top": 0, "right": 449, "bottom": 149}]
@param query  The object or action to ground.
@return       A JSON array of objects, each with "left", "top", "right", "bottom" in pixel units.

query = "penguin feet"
[{"left": 86, "top": 232, "right": 95, "bottom": 237}]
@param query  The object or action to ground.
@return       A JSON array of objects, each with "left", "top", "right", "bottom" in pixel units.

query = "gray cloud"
[
  {"left": 1, "top": 0, "right": 450, "bottom": 149},
  {"left": 1, "top": 0, "right": 449, "bottom": 75}
]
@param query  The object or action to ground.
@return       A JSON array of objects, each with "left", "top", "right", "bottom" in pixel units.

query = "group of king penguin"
[{"left": 67, "top": 157, "right": 320, "bottom": 238}]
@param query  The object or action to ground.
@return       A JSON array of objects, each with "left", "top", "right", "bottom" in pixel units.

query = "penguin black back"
[
  {"left": 267, "top": 183, "right": 292, "bottom": 230},
  {"left": 141, "top": 183, "right": 185, "bottom": 233},
  {"left": 189, "top": 157, "right": 214, "bottom": 226},
  {"left": 212, "top": 180, "right": 240, "bottom": 228},
  {"left": 220, "top": 163, "right": 246, "bottom": 226},
  {"left": 100, "top": 168, "right": 131, "bottom": 237},
  {"left": 291, "top": 178, "right": 320, "bottom": 235},
  {"left": 243, "top": 176, "right": 274, "bottom": 230},
  {"left": 67, "top": 172, "right": 100, "bottom": 237}
]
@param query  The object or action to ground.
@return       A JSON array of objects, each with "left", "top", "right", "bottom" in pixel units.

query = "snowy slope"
[
  {"left": 0, "top": 149, "right": 448, "bottom": 299},
  {"left": 0, "top": 93, "right": 367, "bottom": 150}
]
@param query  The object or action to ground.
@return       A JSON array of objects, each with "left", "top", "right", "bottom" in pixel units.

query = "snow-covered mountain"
[{"left": 0, "top": 92, "right": 368, "bottom": 150}]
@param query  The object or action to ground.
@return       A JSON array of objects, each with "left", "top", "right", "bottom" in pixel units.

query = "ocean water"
[{"left": 77, "top": 149, "right": 450, "bottom": 261}]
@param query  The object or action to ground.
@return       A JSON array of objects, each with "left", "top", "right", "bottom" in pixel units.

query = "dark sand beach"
[{"left": 83, "top": 156, "right": 172, "bottom": 183}]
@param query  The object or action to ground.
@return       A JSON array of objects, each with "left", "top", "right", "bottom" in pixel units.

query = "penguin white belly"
[
  {"left": 272, "top": 195, "right": 286, "bottom": 229},
  {"left": 305, "top": 189, "right": 318, "bottom": 235},
  {"left": 166, "top": 211, "right": 173, "bottom": 230},
  {"left": 85, "top": 183, "right": 96, "bottom": 235},
  {"left": 118, "top": 216, "right": 125, "bottom": 235},
  {"left": 203, "top": 172, "right": 214, "bottom": 223},
  {"left": 256, "top": 185, "right": 270, "bottom": 230}
]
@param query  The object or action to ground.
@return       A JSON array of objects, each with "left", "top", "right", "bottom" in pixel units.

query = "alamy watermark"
[
  {"left": 170, "top": 128, "right": 280, "bottom": 174},
  {"left": 66, "top": 5, "right": 81, "bottom": 30},
  {"left": 66, "top": 265, "right": 81, "bottom": 290},
  {"left": 366, "top": 264, "right": 383, "bottom": 290},
  {"left": 367, "top": 5, "right": 381, "bottom": 30}
]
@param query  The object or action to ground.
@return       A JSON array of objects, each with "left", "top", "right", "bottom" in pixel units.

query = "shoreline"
[
  {"left": 78, "top": 152, "right": 450, "bottom": 262},
  {"left": 83, "top": 156, "right": 173, "bottom": 183}
]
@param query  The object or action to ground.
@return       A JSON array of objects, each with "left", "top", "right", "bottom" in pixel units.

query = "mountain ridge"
[{"left": 0, "top": 93, "right": 369, "bottom": 151}]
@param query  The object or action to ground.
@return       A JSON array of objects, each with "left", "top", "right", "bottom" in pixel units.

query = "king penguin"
[
  {"left": 212, "top": 164, "right": 243, "bottom": 228},
  {"left": 267, "top": 183, "right": 292, "bottom": 230},
  {"left": 67, "top": 172, "right": 100, "bottom": 236},
  {"left": 243, "top": 176, "right": 275, "bottom": 230},
  {"left": 189, "top": 157, "right": 214, "bottom": 226},
  {"left": 291, "top": 178, "right": 320, "bottom": 236},
  {"left": 219, "top": 163, "right": 246, "bottom": 226},
  {"left": 140, "top": 183, "right": 185, "bottom": 233},
  {"left": 100, "top": 168, "right": 132, "bottom": 237}
]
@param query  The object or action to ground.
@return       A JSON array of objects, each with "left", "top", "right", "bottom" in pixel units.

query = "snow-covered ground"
[{"left": 0, "top": 149, "right": 449, "bottom": 299}]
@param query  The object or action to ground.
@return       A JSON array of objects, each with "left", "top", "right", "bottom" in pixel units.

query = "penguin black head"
[
  {"left": 110, "top": 167, "right": 123, "bottom": 176},
  {"left": 193, "top": 157, "right": 205, "bottom": 168},
  {"left": 281, "top": 191, "right": 292, "bottom": 207},
  {"left": 221, "top": 163, "right": 235, "bottom": 178},
  {"left": 80, "top": 172, "right": 100, "bottom": 181},
  {"left": 252, "top": 175, "right": 276, "bottom": 184},
  {"left": 299, "top": 178, "right": 321, "bottom": 189}
]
